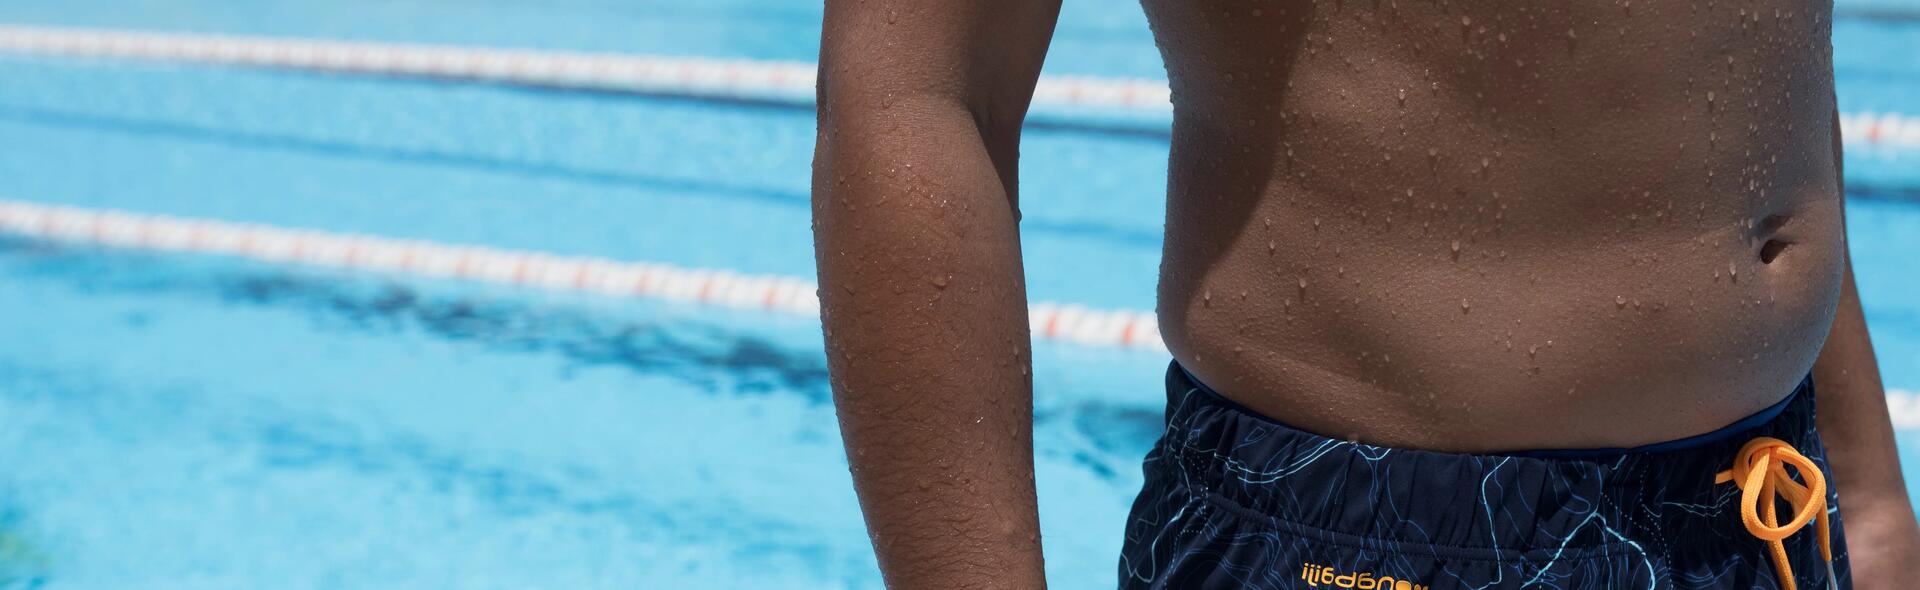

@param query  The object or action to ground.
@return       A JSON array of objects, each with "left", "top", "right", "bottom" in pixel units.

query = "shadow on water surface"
[
  {"left": 0, "top": 505, "right": 49, "bottom": 590},
  {"left": 0, "top": 236, "right": 835, "bottom": 402},
  {"left": 0, "top": 237, "right": 1169, "bottom": 479},
  {"left": 0, "top": 239, "right": 1165, "bottom": 584}
]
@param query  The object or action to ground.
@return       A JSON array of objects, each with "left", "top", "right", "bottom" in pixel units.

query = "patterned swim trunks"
[{"left": 1118, "top": 362, "right": 1850, "bottom": 589}]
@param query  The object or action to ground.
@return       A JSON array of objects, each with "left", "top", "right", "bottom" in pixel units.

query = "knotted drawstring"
[{"left": 1714, "top": 436, "right": 1837, "bottom": 590}]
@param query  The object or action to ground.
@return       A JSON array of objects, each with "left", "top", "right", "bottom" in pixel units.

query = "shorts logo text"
[{"left": 1300, "top": 562, "right": 1426, "bottom": 590}]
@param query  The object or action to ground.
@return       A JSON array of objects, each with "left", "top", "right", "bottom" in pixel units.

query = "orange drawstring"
[{"left": 1714, "top": 436, "right": 1837, "bottom": 590}]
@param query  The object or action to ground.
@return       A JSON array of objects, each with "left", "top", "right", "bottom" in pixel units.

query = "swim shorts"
[{"left": 1118, "top": 362, "right": 1850, "bottom": 589}]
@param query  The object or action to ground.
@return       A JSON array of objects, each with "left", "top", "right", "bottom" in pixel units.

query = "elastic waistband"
[
  {"left": 1157, "top": 361, "right": 1822, "bottom": 554},
  {"left": 1175, "top": 362, "right": 1804, "bottom": 459}
]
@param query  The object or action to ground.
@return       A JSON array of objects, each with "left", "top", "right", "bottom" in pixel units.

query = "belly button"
[
  {"left": 1755, "top": 214, "right": 1792, "bottom": 264},
  {"left": 1760, "top": 239, "right": 1789, "bottom": 264}
]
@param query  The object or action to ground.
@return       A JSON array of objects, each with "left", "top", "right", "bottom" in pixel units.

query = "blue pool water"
[{"left": 0, "top": 1, "right": 1916, "bottom": 588}]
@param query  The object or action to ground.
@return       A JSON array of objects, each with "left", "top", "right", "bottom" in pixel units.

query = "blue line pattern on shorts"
[{"left": 1116, "top": 363, "right": 1851, "bottom": 589}]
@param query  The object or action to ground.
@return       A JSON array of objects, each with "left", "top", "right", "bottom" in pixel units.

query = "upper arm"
[{"left": 817, "top": 0, "right": 1064, "bottom": 200}]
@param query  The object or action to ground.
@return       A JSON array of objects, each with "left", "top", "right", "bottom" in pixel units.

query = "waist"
[
  {"left": 1177, "top": 362, "right": 1806, "bottom": 459},
  {"left": 1153, "top": 361, "right": 1826, "bottom": 551},
  {"left": 1158, "top": 231, "right": 1840, "bottom": 449}
]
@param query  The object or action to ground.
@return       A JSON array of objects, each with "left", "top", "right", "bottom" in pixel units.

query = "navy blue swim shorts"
[{"left": 1118, "top": 361, "right": 1850, "bottom": 589}]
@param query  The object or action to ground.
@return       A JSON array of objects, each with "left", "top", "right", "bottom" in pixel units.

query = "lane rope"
[
  {"left": 8, "top": 201, "right": 1914, "bottom": 415},
  {"left": 1886, "top": 388, "right": 1920, "bottom": 429},
  {"left": 0, "top": 199, "right": 1168, "bottom": 351},
  {"left": 1, "top": 25, "right": 1917, "bottom": 149},
  {"left": 0, "top": 25, "right": 1169, "bottom": 112},
  {"left": 6, "top": 199, "right": 1917, "bottom": 417}
]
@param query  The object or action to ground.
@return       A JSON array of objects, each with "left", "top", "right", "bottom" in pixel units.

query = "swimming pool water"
[{"left": 0, "top": 1, "right": 1916, "bottom": 588}]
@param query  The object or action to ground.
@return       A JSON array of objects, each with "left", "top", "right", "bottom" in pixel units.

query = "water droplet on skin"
[
  {"left": 1299, "top": 277, "right": 1309, "bottom": 290},
  {"left": 1729, "top": 262, "right": 1738, "bottom": 281},
  {"left": 1529, "top": 345, "right": 1539, "bottom": 358},
  {"left": 1461, "top": 299, "right": 1471, "bottom": 313},
  {"left": 1616, "top": 295, "right": 1627, "bottom": 309},
  {"left": 1397, "top": 88, "right": 1407, "bottom": 106},
  {"left": 1313, "top": 218, "right": 1322, "bottom": 230},
  {"left": 931, "top": 275, "right": 950, "bottom": 289},
  {"left": 1450, "top": 240, "right": 1462, "bottom": 260},
  {"left": 1203, "top": 290, "right": 1212, "bottom": 307}
]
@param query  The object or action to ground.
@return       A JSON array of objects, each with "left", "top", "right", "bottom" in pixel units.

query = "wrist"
[{"left": 1841, "top": 494, "right": 1920, "bottom": 575}]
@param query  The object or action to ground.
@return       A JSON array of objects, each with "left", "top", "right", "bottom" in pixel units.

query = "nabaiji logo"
[{"left": 1300, "top": 563, "right": 1427, "bottom": 590}]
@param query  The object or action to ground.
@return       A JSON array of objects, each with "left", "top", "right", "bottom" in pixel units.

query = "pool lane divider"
[
  {"left": 2, "top": 25, "right": 1918, "bottom": 150},
  {"left": 5, "top": 198, "right": 1917, "bottom": 422},
  {"left": 0, "top": 25, "right": 1170, "bottom": 113},
  {"left": 1885, "top": 389, "right": 1920, "bottom": 429},
  {"left": 0, "top": 199, "right": 1168, "bottom": 351}
]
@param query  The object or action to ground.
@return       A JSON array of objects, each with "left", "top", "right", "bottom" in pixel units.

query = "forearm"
[
  {"left": 813, "top": 96, "right": 1043, "bottom": 588},
  {"left": 1814, "top": 263, "right": 1920, "bottom": 564},
  {"left": 1815, "top": 103, "right": 1920, "bottom": 560}
]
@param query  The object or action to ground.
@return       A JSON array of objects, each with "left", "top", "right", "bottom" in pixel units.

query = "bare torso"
[{"left": 1148, "top": 0, "right": 1846, "bottom": 451}]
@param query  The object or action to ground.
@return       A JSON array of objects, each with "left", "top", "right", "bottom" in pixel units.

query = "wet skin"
[
  {"left": 813, "top": 1, "right": 1915, "bottom": 587},
  {"left": 1152, "top": 0, "right": 1846, "bottom": 450}
]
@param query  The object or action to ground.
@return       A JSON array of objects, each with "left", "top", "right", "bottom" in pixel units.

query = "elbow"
[{"left": 815, "top": 69, "right": 1022, "bottom": 149}]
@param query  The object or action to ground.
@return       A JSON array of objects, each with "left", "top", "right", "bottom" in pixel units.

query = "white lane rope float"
[
  {"left": 0, "top": 25, "right": 1170, "bottom": 113},
  {"left": 0, "top": 199, "right": 1168, "bottom": 351},
  {"left": 3, "top": 25, "right": 1918, "bottom": 150},
  {"left": 7, "top": 200, "right": 1919, "bottom": 414},
  {"left": 1840, "top": 112, "right": 1920, "bottom": 151},
  {"left": 1887, "top": 389, "right": 1920, "bottom": 429},
  {"left": 7, "top": 202, "right": 1915, "bottom": 414}
]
